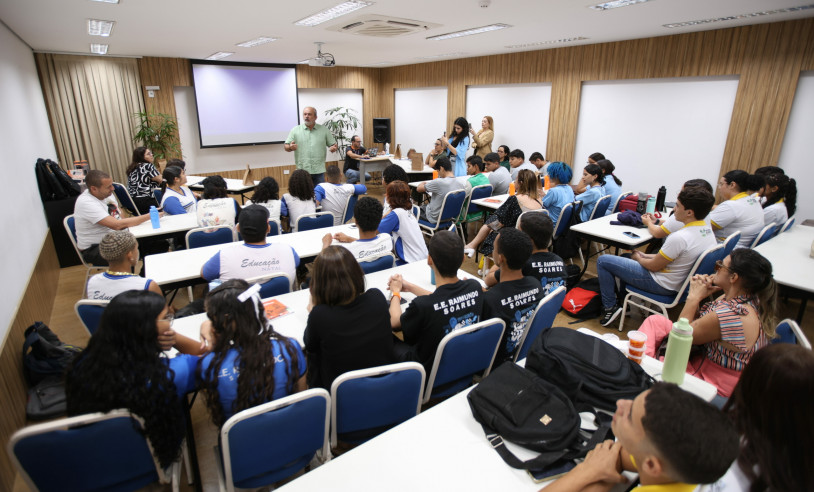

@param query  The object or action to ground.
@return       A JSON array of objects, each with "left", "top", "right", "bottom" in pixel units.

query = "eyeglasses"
[
  {"left": 714, "top": 260, "right": 732, "bottom": 273},
  {"left": 162, "top": 313, "right": 175, "bottom": 327}
]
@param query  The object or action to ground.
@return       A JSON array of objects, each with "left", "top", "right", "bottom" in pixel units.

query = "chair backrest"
[
  {"left": 112, "top": 182, "right": 140, "bottom": 216},
  {"left": 152, "top": 188, "right": 163, "bottom": 204},
  {"left": 772, "top": 318, "right": 812, "bottom": 349},
  {"left": 671, "top": 243, "right": 725, "bottom": 304},
  {"left": 8, "top": 410, "right": 170, "bottom": 492},
  {"left": 295, "top": 212, "right": 334, "bottom": 232},
  {"left": 220, "top": 388, "right": 330, "bottom": 491},
  {"left": 63, "top": 215, "right": 98, "bottom": 269},
  {"left": 552, "top": 201, "right": 574, "bottom": 240},
  {"left": 611, "top": 191, "right": 633, "bottom": 214},
  {"left": 411, "top": 204, "right": 420, "bottom": 221},
  {"left": 435, "top": 189, "right": 467, "bottom": 225},
  {"left": 342, "top": 194, "right": 359, "bottom": 225},
  {"left": 245, "top": 272, "right": 291, "bottom": 298},
  {"left": 721, "top": 230, "right": 741, "bottom": 257},
  {"left": 513, "top": 286, "right": 567, "bottom": 362},
  {"left": 330, "top": 362, "right": 425, "bottom": 447},
  {"left": 185, "top": 225, "right": 235, "bottom": 249},
  {"left": 268, "top": 219, "right": 282, "bottom": 237},
  {"left": 780, "top": 216, "right": 795, "bottom": 234},
  {"left": 750, "top": 222, "right": 778, "bottom": 248},
  {"left": 467, "top": 184, "right": 494, "bottom": 214},
  {"left": 424, "top": 318, "right": 505, "bottom": 403},
  {"left": 590, "top": 194, "right": 612, "bottom": 220},
  {"left": 359, "top": 254, "right": 395, "bottom": 274},
  {"left": 74, "top": 299, "right": 109, "bottom": 336},
  {"left": 515, "top": 209, "right": 549, "bottom": 227}
]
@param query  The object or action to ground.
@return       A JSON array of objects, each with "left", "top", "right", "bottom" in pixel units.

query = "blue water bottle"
[{"left": 149, "top": 205, "right": 160, "bottom": 229}]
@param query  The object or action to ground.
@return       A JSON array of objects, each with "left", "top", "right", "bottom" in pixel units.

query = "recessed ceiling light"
[
  {"left": 506, "top": 37, "right": 589, "bottom": 49},
  {"left": 87, "top": 19, "right": 115, "bottom": 36},
  {"left": 416, "top": 52, "right": 467, "bottom": 60},
  {"left": 663, "top": 4, "right": 814, "bottom": 28},
  {"left": 427, "top": 24, "right": 511, "bottom": 41},
  {"left": 589, "top": 0, "right": 652, "bottom": 11},
  {"left": 205, "top": 52, "right": 234, "bottom": 61},
  {"left": 90, "top": 43, "right": 108, "bottom": 54},
  {"left": 89, "top": 0, "right": 120, "bottom": 3},
  {"left": 236, "top": 37, "right": 278, "bottom": 48},
  {"left": 295, "top": 1, "right": 374, "bottom": 27}
]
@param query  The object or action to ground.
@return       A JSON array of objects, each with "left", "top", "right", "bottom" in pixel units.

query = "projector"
[{"left": 308, "top": 55, "right": 335, "bottom": 67}]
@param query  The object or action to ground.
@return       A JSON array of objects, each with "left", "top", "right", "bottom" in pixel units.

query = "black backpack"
[
  {"left": 48, "top": 159, "right": 82, "bottom": 197},
  {"left": 561, "top": 277, "right": 602, "bottom": 319},
  {"left": 526, "top": 327, "right": 654, "bottom": 412},
  {"left": 468, "top": 362, "right": 610, "bottom": 470},
  {"left": 23, "top": 322, "right": 82, "bottom": 386}
]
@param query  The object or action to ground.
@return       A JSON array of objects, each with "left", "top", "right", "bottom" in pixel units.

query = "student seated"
[
  {"left": 544, "top": 382, "right": 738, "bottom": 492},
  {"left": 637, "top": 248, "right": 776, "bottom": 398},
  {"left": 760, "top": 172, "right": 797, "bottom": 227},
  {"left": 542, "top": 162, "right": 576, "bottom": 225},
  {"left": 596, "top": 159, "right": 622, "bottom": 216},
  {"left": 343, "top": 134, "right": 372, "bottom": 184},
  {"left": 598, "top": 187, "right": 717, "bottom": 327},
  {"left": 381, "top": 164, "right": 410, "bottom": 215},
  {"left": 315, "top": 165, "right": 367, "bottom": 226},
  {"left": 66, "top": 290, "right": 200, "bottom": 470},
  {"left": 324, "top": 196, "right": 393, "bottom": 261},
  {"left": 509, "top": 149, "right": 537, "bottom": 181},
  {"left": 529, "top": 151, "right": 547, "bottom": 172},
  {"left": 574, "top": 163, "right": 606, "bottom": 222},
  {"left": 387, "top": 231, "right": 484, "bottom": 373},
  {"left": 484, "top": 213, "right": 566, "bottom": 295},
  {"left": 282, "top": 169, "right": 317, "bottom": 232},
  {"left": 425, "top": 138, "right": 448, "bottom": 168},
  {"left": 460, "top": 155, "right": 491, "bottom": 223},
  {"left": 87, "top": 230, "right": 163, "bottom": 299},
  {"left": 196, "top": 175, "right": 240, "bottom": 228},
  {"left": 643, "top": 179, "right": 713, "bottom": 239},
  {"left": 481, "top": 227, "right": 542, "bottom": 363},
  {"left": 416, "top": 156, "right": 465, "bottom": 224},
  {"left": 199, "top": 280, "right": 306, "bottom": 426},
  {"left": 709, "top": 170, "right": 764, "bottom": 247},
  {"left": 378, "top": 181, "right": 428, "bottom": 264},
  {"left": 571, "top": 152, "right": 606, "bottom": 195},
  {"left": 158, "top": 165, "right": 197, "bottom": 215},
  {"left": 126, "top": 146, "right": 163, "bottom": 214},
  {"left": 245, "top": 176, "right": 284, "bottom": 223},
  {"left": 484, "top": 152, "right": 512, "bottom": 196},
  {"left": 303, "top": 246, "right": 394, "bottom": 390},
  {"left": 202, "top": 205, "right": 299, "bottom": 288}
]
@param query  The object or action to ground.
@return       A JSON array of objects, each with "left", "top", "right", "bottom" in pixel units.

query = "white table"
[
  {"left": 570, "top": 212, "right": 655, "bottom": 250},
  {"left": 754, "top": 224, "right": 814, "bottom": 321},
  {"left": 129, "top": 213, "right": 199, "bottom": 239},
  {"left": 471, "top": 193, "right": 510, "bottom": 211},
  {"left": 186, "top": 175, "right": 255, "bottom": 203}
]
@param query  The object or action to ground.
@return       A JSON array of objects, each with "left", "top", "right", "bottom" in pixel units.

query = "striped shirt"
[{"left": 702, "top": 295, "right": 768, "bottom": 371}]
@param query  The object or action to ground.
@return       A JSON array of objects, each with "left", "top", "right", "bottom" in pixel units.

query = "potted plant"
[
  {"left": 322, "top": 106, "right": 360, "bottom": 158},
  {"left": 132, "top": 111, "right": 182, "bottom": 166}
]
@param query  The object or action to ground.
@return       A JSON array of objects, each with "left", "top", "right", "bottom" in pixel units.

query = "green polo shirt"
[{"left": 285, "top": 123, "right": 337, "bottom": 175}]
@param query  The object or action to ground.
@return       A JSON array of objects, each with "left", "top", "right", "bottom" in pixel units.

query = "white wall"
[
  {"left": 174, "top": 87, "right": 363, "bottom": 174},
  {"left": 466, "top": 83, "right": 552, "bottom": 158},
  {"left": 778, "top": 71, "right": 814, "bottom": 220},
  {"left": 394, "top": 87, "right": 447, "bottom": 155},
  {"left": 0, "top": 23, "right": 56, "bottom": 342},
  {"left": 573, "top": 76, "right": 739, "bottom": 202}
]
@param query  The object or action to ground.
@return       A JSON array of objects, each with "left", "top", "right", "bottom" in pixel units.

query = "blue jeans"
[
  {"left": 310, "top": 173, "right": 325, "bottom": 185},
  {"left": 344, "top": 169, "right": 371, "bottom": 184},
  {"left": 596, "top": 254, "right": 676, "bottom": 308}
]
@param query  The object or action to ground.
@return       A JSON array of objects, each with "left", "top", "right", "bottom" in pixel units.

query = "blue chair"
[
  {"left": 610, "top": 191, "right": 633, "bottom": 214},
  {"left": 8, "top": 410, "right": 180, "bottom": 492},
  {"left": 772, "top": 318, "right": 811, "bottom": 349},
  {"left": 458, "top": 184, "right": 494, "bottom": 239},
  {"left": 295, "top": 212, "right": 334, "bottom": 232},
  {"left": 185, "top": 225, "right": 235, "bottom": 249},
  {"left": 749, "top": 222, "right": 778, "bottom": 248},
  {"left": 779, "top": 216, "right": 795, "bottom": 235},
  {"left": 63, "top": 215, "right": 107, "bottom": 298},
  {"left": 411, "top": 204, "right": 421, "bottom": 221},
  {"left": 152, "top": 188, "right": 163, "bottom": 205},
  {"left": 330, "top": 362, "right": 425, "bottom": 447},
  {"left": 113, "top": 182, "right": 140, "bottom": 216},
  {"left": 513, "top": 286, "right": 567, "bottom": 362},
  {"left": 237, "top": 219, "right": 281, "bottom": 241},
  {"left": 721, "top": 230, "right": 741, "bottom": 257},
  {"left": 74, "top": 299, "right": 108, "bottom": 336},
  {"left": 341, "top": 194, "right": 359, "bottom": 225},
  {"left": 619, "top": 243, "right": 724, "bottom": 332},
  {"left": 418, "top": 189, "right": 467, "bottom": 238},
  {"left": 552, "top": 201, "right": 575, "bottom": 241},
  {"left": 246, "top": 272, "right": 291, "bottom": 298},
  {"left": 359, "top": 254, "right": 395, "bottom": 274},
  {"left": 589, "top": 194, "right": 612, "bottom": 221},
  {"left": 423, "top": 318, "right": 505, "bottom": 404},
  {"left": 216, "top": 389, "right": 330, "bottom": 491},
  {"left": 515, "top": 209, "right": 549, "bottom": 227}
]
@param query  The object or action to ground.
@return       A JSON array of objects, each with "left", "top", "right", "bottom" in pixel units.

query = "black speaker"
[{"left": 373, "top": 118, "right": 391, "bottom": 143}]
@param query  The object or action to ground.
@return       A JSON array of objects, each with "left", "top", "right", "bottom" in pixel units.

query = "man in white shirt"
[
  {"left": 509, "top": 149, "right": 538, "bottom": 181},
  {"left": 314, "top": 165, "right": 367, "bottom": 226},
  {"left": 530, "top": 151, "right": 548, "bottom": 175},
  {"left": 324, "top": 197, "right": 393, "bottom": 262},
  {"left": 73, "top": 170, "right": 153, "bottom": 265},
  {"left": 484, "top": 152, "right": 511, "bottom": 195}
]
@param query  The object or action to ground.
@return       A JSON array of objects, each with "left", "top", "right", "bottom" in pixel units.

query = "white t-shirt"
[
  {"left": 383, "top": 207, "right": 428, "bottom": 263},
  {"left": 651, "top": 220, "right": 717, "bottom": 291},
  {"left": 201, "top": 243, "right": 299, "bottom": 287},
  {"left": 74, "top": 190, "right": 121, "bottom": 250},
  {"left": 697, "top": 462, "right": 751, "bottom": 492},
  {"left": 282, "top": 194, "right": 317, "bottom": 232},
  {"left": 245, "top": 199, "right": 282, "bottom": 222},
  {"left": 660, "top": 214, "right": 711, "bottom": 235},
  {"left": 338, "top": 233, "right": 393, "bottom": 262},
  {"left": 315, "top": 183, "right": 365, "bottom": 226},
  {"left": 708, "top": 192, "right": 764, "bottom": 247},
  {"left": 511, "top": 162, "right": 538, "bottom": 181},
  {"left": 196, "top": 198, "right": 237, "bottom": 228},
  {"left": 160, "top": 186, "right": 197, "bottom": 214},
  {"left": 762, "top": 200, "right": 787, "bottom": 228},
  {"left": 86, "top": 272, "right": 153, "bottom": 301}
]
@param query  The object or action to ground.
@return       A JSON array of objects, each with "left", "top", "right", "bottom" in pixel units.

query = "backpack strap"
[{"left": 481, "top": 423, "right": 569, "bottom": 470}]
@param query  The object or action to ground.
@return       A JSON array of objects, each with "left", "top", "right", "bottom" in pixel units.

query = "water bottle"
[
  {"left": 509, "top": 182, "right": 516, "bottom": 196},
  {"left": 149, "top": 205, "right": 160, "bottom": 229},
  {"left": 662, "top": 318, "right": 694, "bottom": 385},
  {"left": 636, "top": 193, "right": 648, "bottom": 214},
  {"left": 646, "top": 196, "right": 656, "bottom": 214},
  {"left": 385, "top": 142, "right": 390, "bottom": 155},
  {"left": 430, "top": 267, "right": 436, "bottom": 285},
  {"left": 655, "top": 186, "right": 667, "bottom": 212},
  {"left": 544, "top": 175, "right": 551, "bottom": 191}
]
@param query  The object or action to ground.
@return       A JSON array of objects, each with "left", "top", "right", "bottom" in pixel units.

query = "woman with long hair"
[
  {"left": 638, "top": 248, "right": 777, "bottom": 398},
  {"left": 126, "top": 146, "right": 163, "bottom": 214},
  {"left": 464, "top": 169, "right": 542, "bottom": 257},
  {"left": 246, "top": 176, "right": 284, "bottom": 222},
  {"left": 159, "top": 166, "right": 197, "bottom": 215},
  {"left": 198, "top": 279, "right": 306, "bottom": 426},
  {"left": 497, "top": 145, "right": 511, "bottom": 172},
  {"left": 304, "top": 246, "right": 393, "bottom": 390},
  {"left": 761, "top": 172, "right": 797, "bottom": 227},
  {"left": 378, "top": 181, "right": 428, "bottom": 264},
  {"left": 441, "top": 116, "right": 470, "bottom": 177},
  {"left": 196, "top": 175, "right": 240, "bottom": 228},
  {"left": 596, "top": 159, "right": 622, "bottom": 215},
  {"left": 66, "top": 290, "right": 198, "bottom": 469},
  {"left": 282, "top": 169, "right": 317, "bottom": 232},
  {"left": 469, "top": 116, "right": 494, "bottom": 158},
  {"left": 574, "top": 163, "right": 606, "bottom": 221},
  {"left": 542, "top": 162, "right": 576, "bottom": 225},
  {"left": 708, "top": 170, "right": 765, "bottom": 247}
]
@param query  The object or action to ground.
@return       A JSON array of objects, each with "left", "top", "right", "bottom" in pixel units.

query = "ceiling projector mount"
[{"left": 308, "top": 42, "right": 336, "bottom": 67}]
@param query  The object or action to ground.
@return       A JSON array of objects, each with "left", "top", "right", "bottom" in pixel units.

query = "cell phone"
[
  {"left": 623, "top": 231, "right": 640, "bottom": 239},
  {"left": 527, "top": 460, "right": 577, "bottom": 483},
  {"left": 443, "top": 131, "right": 446, "bottom": 137}
]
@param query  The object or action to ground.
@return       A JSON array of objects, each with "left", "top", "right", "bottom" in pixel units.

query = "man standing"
[
  {"left": 284, "top": 106, "right": 338, "bottom": 185},
  {"left": 484, "top": 152, "right": 511, "bottom": 195},
  {"left": 343, "top": 135, "right": 371, "bottom": 184}
]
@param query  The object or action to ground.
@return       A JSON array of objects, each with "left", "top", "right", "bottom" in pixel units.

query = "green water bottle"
[{"left": 662, "top": 318, "right": 694, "bottom": 385}]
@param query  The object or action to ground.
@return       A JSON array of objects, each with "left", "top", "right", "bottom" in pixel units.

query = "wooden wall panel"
[
  {"left": 0, "top": 233, "right": 59, "bottom": 491},
  {"left": 137, "top": 57, "right": 192, "bottom": 117}
]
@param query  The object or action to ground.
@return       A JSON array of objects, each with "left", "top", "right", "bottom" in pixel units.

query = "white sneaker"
[{"left": 464, "top": 248, "right": 475, "bottom": 258}]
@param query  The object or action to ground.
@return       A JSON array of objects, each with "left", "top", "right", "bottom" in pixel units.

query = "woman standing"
[
  {"left": 159, "top": 166, "right": 197, "bottom": 215},
  {"left": 470, "top": 116, "right": 494, "bottom": 158},
  {"left": 126, "top": 147, "right": 163, "bottom": 214},
  {"left": 441, "top": 117, "right": 470, "bottom": 177}
]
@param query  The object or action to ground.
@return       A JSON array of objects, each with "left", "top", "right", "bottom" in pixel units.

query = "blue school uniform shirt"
[
  {"left": 165, "top": 354, "right": 199, "bottom": 397},
  {"left": 602, "top": 179, "right": 623, "bottom": 215},
  {"left": 575, "top": 184, "right": 605, "bottom": 222},
  {"left": 542, "top": 185, "right": 575, "bottom": 225}
]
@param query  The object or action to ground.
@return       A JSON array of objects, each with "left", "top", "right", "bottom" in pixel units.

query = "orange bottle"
[
  {"left": 432, "top": 170, "right": 438, "bottom": 180},
  {"left": 509, "top": 182, "right": 516, "bottom": 195},
  {"left": 544, "top": 175, "right": 551, "bottom": 191}
]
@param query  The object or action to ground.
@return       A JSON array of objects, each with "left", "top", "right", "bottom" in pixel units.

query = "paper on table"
[
  {"left": 263, "top": 298, "right": 292, "bottom": 320},
  {"left": 483, "top": 198, "right": 502, "bottom": 203}
]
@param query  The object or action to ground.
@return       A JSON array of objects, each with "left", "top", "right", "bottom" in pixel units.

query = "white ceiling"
[{"left": 1, "top": 0, "right": 813, "bottom": 67}]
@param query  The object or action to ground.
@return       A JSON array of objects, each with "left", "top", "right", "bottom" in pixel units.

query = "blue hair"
[{"left": 547, "top": 162, "right": 572, "bottom": 184}]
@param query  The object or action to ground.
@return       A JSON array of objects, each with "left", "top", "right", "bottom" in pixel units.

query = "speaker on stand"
[{"left": 373, "top": 118, "right": 391, "bottom": 145}]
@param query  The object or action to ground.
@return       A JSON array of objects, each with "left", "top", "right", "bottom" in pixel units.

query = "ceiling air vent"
[{"left": 328, "top": 15, "right": 441, "bottom": 37}]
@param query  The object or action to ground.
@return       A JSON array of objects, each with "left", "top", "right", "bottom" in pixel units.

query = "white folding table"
[
  {"left": 186, "top": 175, "right": 255, "bottom": 204},
  {"left": 129, "top": 213, "right": 199, "bottom": 240},
  {"left": 753, "top": 224, "right": 814, "bottom": 322}
]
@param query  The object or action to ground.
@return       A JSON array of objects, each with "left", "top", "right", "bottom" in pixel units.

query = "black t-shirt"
[
  {"left": 343, "top": 145, "right": 367, "bottom": 173},
  {"left": 494, "top": 251, "right": 567, "bottom": 296},
  {"left": 303, "top": 289, "right": 394, "bottom": 390},
  {"left": 400, "top": 278, "right": 484, "bottom": 372},
  {"left": 482, "top": 276, "right": 542, "bottom": 363}
]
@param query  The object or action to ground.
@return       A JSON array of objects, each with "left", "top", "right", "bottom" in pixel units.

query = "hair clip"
[{"left": 237, "top": 283, "right": 261, "bottom": 303}]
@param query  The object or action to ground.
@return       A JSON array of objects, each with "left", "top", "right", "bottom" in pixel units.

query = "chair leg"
[
  {"left": 188, "top": 286, "right": 194, "bottom": 302},
  {"left": 619, "top": 293, "right": 631, "bottom": 332},
  {"left": 183, "top": 439, "right": 193, "bottom": 485}
]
